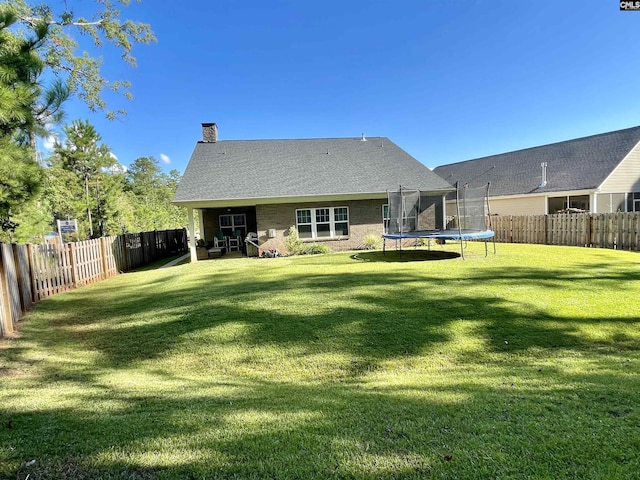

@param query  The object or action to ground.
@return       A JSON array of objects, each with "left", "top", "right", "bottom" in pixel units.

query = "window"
[
  {"left": 316, "top": 208, "right": 331, "bottom": 238},
  {"left": 334, "top": 207, "right": 349, "bottom": 236},
  {"left": 295, "top": 207, "right": 349, "bottom": 239},
  {"left": 383, "top": 200, "right": 418, "bottom": 232},
  {"left": 548, "top": 195, "right": 589, "bottom": 213},
  {"left": 220, "top": 215, "right": 232, "bottom": 228},
  {"left": 296, "top": 209, "right": 313, "bottom": 239},
  {"left": 219, "top": 214, "right": 246, "bottom": 237},
  {"left": 382, "top": 204, "right": 390, "bottom": 233}
]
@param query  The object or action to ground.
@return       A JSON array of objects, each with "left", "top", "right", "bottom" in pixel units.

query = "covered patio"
[{"left": 187, "top": 205, "right": 258, "bottom": 262}]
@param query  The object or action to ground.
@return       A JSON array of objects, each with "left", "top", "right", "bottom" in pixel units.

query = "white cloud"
[
  {"left": 160, "top": 153, "right": 171, "bottom": 164},
  {"left": 115, "top": 163, "right": 128, "bottom": 174},
  {"left": 43, "top": 135, "right": 56, "bottom": 150},
  {"left": 41, "top": 122, "right": 60, "bottom": 150},
  {"left": 109, "top": 152, "right": 119, "bottom": 162}
]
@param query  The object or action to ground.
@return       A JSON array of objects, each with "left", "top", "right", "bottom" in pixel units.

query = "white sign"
[{"left": 57, "top": 219, "right": 78, "bottom": 242}]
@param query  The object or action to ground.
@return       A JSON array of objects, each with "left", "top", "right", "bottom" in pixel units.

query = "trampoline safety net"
[
  {"left": 384, "top": 183, "right": 495, "bottom": 259},
  {"left": 456, "top": 183, "right": 491, "bottom": 232},
  {"left": 386, "top": 188, "right": 447, "bottom": 235}
]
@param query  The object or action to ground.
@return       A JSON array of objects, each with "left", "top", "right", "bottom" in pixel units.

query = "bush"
[
  {"left": 284, "top": 226, "right": 332, "bottom": 255},
  {"left": 361, "top": 234, "right": 382, "bottom": 250},
  {"left": 415, "top": 237, "right": 429, "bottom": 247},
  {"left": 284, "top": 226, "right": 304, "bottom": 255},
  {"left": 301, "top": 243, "right": 331, "bottom": 255}
]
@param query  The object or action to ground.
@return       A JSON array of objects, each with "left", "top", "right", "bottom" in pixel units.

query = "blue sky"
[{"left": 53, "top": 0, "right": 640, "bottom": 173}]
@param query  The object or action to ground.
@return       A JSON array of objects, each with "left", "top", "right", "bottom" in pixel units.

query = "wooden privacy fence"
[
  {"left": 0, "top": 228, "right": 187, "bottom": 337},
  {"left": 491, "top": 212, "right": 640, "bottom": 250}
]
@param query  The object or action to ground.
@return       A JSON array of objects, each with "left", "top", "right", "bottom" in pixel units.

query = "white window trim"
[
  {"left": 219, "top": 213, "right": 246, "bottom": 229},
  {"left": 382, "top": 204, "right": 390, "bottom": 233},
  {"left": 219, "top": 213, "right": 247, "bottom": 238},
  {"left": 383, "top": 202, "right": 419, "bottom": 233},
  {"left": 296, "top": 206, "right": 349, "bottom": 240}
]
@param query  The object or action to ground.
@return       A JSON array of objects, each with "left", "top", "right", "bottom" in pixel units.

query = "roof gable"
[
  {"left": 433, "top": 126, "right": 640, "bottom": 196},
  {"left": 174, "top": 137, "right": 453, "bottom": 204}
]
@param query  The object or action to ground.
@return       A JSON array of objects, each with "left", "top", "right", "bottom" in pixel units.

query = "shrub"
[
  {"left": 415, "top": 237, "right": 429, "bottom": 247},
  {"left": 284, "top": 226, "right": 304, "bottom": 255},
  {"left": 284, "top": 226, "right": 331, "bottom": 255},
  {"left": 362, "top": 234, "right": 382, "bottom": 250},
  {"left": 301, "top": 243, "right": 331, "bottom": 255}
]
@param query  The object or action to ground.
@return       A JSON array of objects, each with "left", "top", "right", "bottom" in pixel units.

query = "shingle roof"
[
  {"left": 174, "top": 137, "right": 453, "bottom": 204},
  {"left": 433, "top": 126, "right": 640, "bottom": 197}
]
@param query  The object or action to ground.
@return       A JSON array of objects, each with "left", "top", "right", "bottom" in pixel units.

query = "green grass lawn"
[{"left": 1, "top": 243, "right": 639, "bottom": 479}]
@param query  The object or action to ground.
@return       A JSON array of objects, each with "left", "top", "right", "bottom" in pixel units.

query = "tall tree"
[
  {"left": 126, "top": 156, "right": 162, "bottom": 197},
  {"left": 0, "top": 1, "right": 153, "bottom": 231},
  {"left": 0, "top": 197, "right": 52, "bottom": 243},
  {"left": 48, "top": 119, "right": 122, "bottom": 238},
  {"left": 0, "top": 9, "right": 66, "bottom": 230},
  {"left": 166, "top": 169, "right": 187, "bottom": 228},
  {"left": 124, "top": 157, "right": 186, "bottom": 232},
  {"left": 124, "top": 156, "right": 164, "bottom": 231},
  {"left": 2, "top": 0, "right": 156, "bottom": 119}
]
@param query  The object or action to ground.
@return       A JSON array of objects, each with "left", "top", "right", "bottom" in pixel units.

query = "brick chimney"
[{"left": 202, "top": 123, "right": 218, "bottom": 142}]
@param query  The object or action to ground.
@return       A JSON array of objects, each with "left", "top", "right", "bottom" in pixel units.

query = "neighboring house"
[
  {"left": 433, "top": 126, "right": 640, "bottom": 217},
  {"left": 173, "top": 123, "right": 454, "bottom": 260}
]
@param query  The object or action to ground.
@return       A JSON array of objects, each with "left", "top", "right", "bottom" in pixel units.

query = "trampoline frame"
[{"left": 382, "top": 182, "right": 496, "bottom": 259}]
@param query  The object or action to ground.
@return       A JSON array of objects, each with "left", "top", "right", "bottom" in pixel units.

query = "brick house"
[{"left": 173, "top": 123, "right": 454, "bottom": 260}]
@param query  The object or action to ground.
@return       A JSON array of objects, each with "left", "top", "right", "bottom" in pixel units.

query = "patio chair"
[
  {"left": 227, "top": 230, "right": 242, "bottom": 251},
  {"left": 213, "top": 231, "right": 228, "bottom": 249}
]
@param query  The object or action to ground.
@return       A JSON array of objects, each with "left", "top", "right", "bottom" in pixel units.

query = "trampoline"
[{"left": 383, "top": 182, "right": 496, "bottom": 259}]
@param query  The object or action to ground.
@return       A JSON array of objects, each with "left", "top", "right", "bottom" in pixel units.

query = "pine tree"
[
  {"left": 47, "top": 120, "right": 121, "bottom": 238},
  {"left": 2, "top": 1, "right": 155, "bottom": 119},
  {"left": 0, "top": 0, "right": 154, "bottom": 236},
  {"left": 0, "top": 10, "right": 46, "bottom": 230},
  {"left": 124, "top": 158, "right": 186, "bottom": 232}
]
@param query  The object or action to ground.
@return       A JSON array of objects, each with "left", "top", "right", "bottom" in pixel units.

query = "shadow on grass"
[
  {"left": 351, "top": 250, "right": 460, "bottom": 262},
  {"left": 2, "top": 251, "right": 640, "bottom": 478},
  {"left": 4, "top": 365, "right": 639, "bottom": 479},
  {"left": 19, "top": 259, "right": 640, "bottom": 375}
]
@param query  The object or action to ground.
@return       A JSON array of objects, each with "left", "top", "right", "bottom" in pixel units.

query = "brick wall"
[{"left": 256, "top": 199, "right": 387, "bottom": 252}]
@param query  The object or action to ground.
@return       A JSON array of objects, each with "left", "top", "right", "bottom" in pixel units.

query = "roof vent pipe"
[
  {"left": 202, "top": 123, "right": 218, "bottom": 143},
  {"left": 538, "top": 162, "right": 547, "bottom": 188}
]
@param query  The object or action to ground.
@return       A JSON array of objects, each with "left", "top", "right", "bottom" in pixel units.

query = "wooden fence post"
[
  {"left": 508, "top": 216, "right": 512, "bottom": 243},
  {"left": 121, "top": 234, "right": 129, "bottom": 272},
  {"left": 12, "top": 244, "right": 27, "bottom": 314},
  {"left": 69, "top": 242, "right": 78, "bottom": 288},
  {"left": 100, "top": 237, "right": 109, "bottom": 279},
  {"left": 545, "top": 215, "right": 550, "bottom": 245},
  {"left": 141, "top": 232, "right": 146, "bottom": 266},
  {"left": 26, "top": 244, "right": 38, "bottom": 302},
  {"left": 0, "top": 245, "right": 14, "bottom": 336},
  {"left": 24, "top": 245, "right": 34, "bottom": 308}
]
